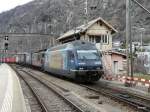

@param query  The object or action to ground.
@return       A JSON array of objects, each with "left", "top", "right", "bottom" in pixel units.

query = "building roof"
[
  {"left": 57, "top": 17, "right": 117, "bottom": 41},
  {"left": 110, "top": 51, "right": 126, "bottom": 58}
]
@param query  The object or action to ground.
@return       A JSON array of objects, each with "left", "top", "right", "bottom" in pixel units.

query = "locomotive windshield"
[{"left": 77, "top": 50, "right": 100, "bottom": 60}]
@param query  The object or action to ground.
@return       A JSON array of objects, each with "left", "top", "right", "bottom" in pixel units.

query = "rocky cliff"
[{"left": 0, "top": 0, "right": 150, "bottom": 42}]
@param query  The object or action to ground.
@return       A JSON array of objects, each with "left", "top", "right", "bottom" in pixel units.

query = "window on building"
[
  {"left": 95, "top": 36, "right": 101, "bottom": 43},
  {"left": 105, "top": 35, "right": 107, "bottom": 43},
  {"left": 89, "top": 36, "right": 92, "bottom": 42},
  {"left": 101, "top": 35, "right": 104, "bottom": 43},
  {"left": 4, "top": 43, "right": 8, "bottom": 50},
  {"left": 89, "top": 35, "right": 109, "bottom": 44},
  {"left": 89, "top": 35, "right": 95, "bottom": 43},
  {"left": 83, "top": 36, "right": 86, "bottom": 40},
  {"left": 107, "top": 35, "right": 109, "bottom": 44},
  {"left": 92, "top": 37, "right": 95, "bottom": 43},
  {"left": 102, "top": 35, "right": 109, "bottom": 44},
  {"left": 99, "top": 22, "right": 103, "bottom": 26},
  {"left": 5, "top": 36, "right": 8, "bottom": 40}
]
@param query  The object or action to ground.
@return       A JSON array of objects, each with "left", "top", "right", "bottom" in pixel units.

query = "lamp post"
[
  {"left": 126, "top": 0, "right": 131, "bottom": 77},
  {"left": 84, "top": 0, "right": 88, "bottom": 25}
]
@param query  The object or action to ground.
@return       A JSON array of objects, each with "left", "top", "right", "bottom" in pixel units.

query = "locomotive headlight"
[
  {"left": 79, "top": 67, "right": 84, "bottom": 70},
  {"left": 95, "top": 61, "right": 101, "bottom": 65},
  {"left": 96, "top": 67, "right": 101, "bottom": 70},
  {"left": 78, "top": 62, "right": 86, "bottom": 65}
]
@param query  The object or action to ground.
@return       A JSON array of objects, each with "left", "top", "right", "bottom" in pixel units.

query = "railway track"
[
  {"left": 14, "top": 67, "right": 85, "bottom": 112},
  {"left": 18, "top": 75, "right": 47, "bottom": 112},
  {"left": 25, "top": 67, "right": 150, "bottom": 112},
  {"left": 79, "top": 84, "right": 150, "bottom": 112},
  {"left": 13, "top": 64, "right": 150, "bottom": 112}
]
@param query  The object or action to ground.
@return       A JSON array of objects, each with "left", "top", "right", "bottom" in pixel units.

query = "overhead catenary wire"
[
  {"left": 126, "top": 0, "right": 150, "bottom": 81},
  {"left": 132, "top": 0, "right": 150, "bottom": 16}
]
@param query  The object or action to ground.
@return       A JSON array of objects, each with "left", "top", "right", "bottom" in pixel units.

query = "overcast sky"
[{"left": 0, "top": 0, "right": 33, "bottom": 13}]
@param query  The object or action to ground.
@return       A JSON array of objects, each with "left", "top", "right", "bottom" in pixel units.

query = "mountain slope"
[{"left": 0, "top": 0, "right": 150, "bottom": 42}]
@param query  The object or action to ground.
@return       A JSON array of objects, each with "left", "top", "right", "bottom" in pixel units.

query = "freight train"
[{"left": 16, "top": 41, "right": 104, "bottom": 82}]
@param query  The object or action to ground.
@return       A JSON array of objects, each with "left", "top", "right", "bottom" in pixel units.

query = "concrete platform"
[{"left": 0, "top": 64, "right": 27, "bottom": 112}]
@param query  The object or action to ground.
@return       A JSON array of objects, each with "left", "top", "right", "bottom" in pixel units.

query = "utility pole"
[
  {"left": 126, "top": 0, "right": 131, "bottom": 77},
  {"left": 126, "top": 0, "right": 150, "bottom": 84},
  {"left": 126, "top": 0, "right": 134, "bottom": 86},
  {"left": 84, "top": 0, "right": 88, "bottom": 25}
]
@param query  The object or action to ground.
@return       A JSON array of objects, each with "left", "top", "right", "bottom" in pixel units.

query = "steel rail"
[
  {"left": 13, "top": 64, "right": 150, "bottom": 112},
  {"left": 20, "top": 69, "right": 85, "bottom": 112},
  {"left": 79, "top": 84, "right": 150, "bottom": 112},
  {"left": 92, "top": 81, "right": 150, "bottom": 103},
  {"left": 13, "top": 68, "right": 49, "bottom": 112},
  {"left": 22, "top": 67, "right": 150, "bottom": 112}
]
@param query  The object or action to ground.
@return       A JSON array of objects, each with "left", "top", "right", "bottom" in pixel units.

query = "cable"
[{"left": 132, "top": 0, "right": 150, "bottom": 15}]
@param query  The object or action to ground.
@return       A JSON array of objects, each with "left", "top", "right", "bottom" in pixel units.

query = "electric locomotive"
[{"left": 44, "top": 40, "right": 104, "bottom": 82}]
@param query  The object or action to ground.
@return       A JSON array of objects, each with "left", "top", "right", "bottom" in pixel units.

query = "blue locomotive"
[{"left": 44, "top": 41, "right": 104, "bottom": 82}]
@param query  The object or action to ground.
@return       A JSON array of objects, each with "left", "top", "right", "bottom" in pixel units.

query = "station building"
[
  {"left": 57, "top": 17, "right": 117, "bottom": 52},
  {"left": 57, "top": 17, "right": 126, "bottom": 76}
]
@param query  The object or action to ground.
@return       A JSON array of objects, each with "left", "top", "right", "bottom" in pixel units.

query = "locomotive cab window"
[
  {"left": 68, "top": 51, "right": 75, "bottom": 69},
  {"left": 68, "top": 51, "right": 75, "bottom": 60},
  {"left": 77, "top": 50, "right": 100, "bottom": 60}
]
